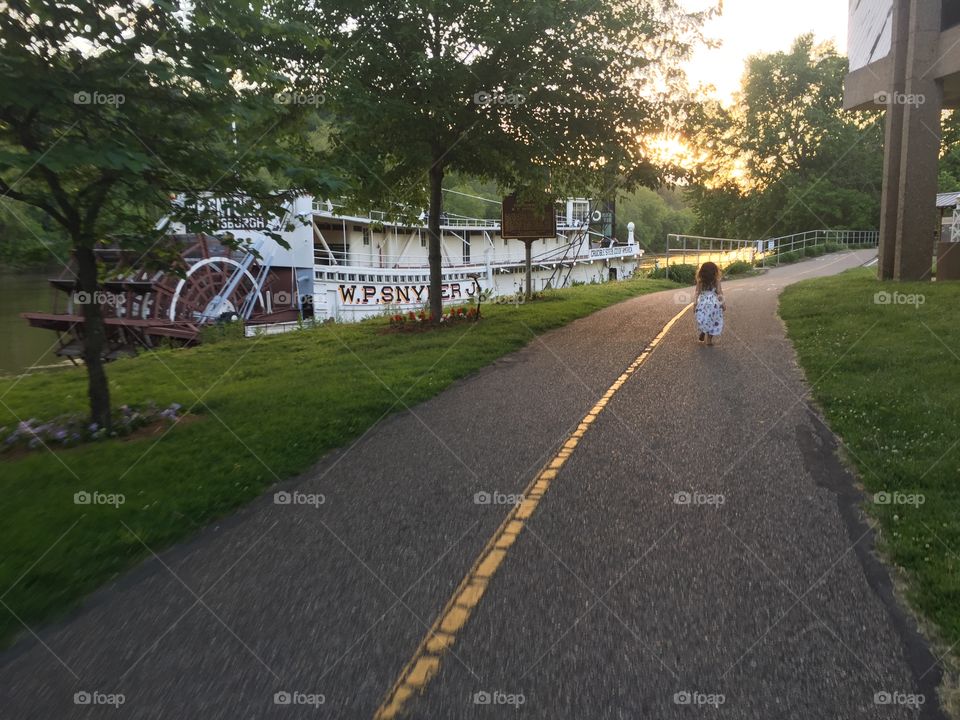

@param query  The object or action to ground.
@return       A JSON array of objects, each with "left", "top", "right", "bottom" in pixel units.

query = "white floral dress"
[{"left": 695, "top": 289, "right": 724, "bottom": 336}]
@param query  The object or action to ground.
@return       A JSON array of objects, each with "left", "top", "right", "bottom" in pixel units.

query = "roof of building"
[{"left": 937, "top": 191, "right": 960, "bottom": 208}]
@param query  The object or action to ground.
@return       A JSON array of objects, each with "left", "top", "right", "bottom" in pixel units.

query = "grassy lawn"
[
  {"left": 0, "top": 276, "right": 678, "bottom": 648},
  {"left": 781, "top": 269, "right": 960, "bottom": 683}
]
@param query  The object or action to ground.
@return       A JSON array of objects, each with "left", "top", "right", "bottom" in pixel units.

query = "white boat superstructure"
[
  {"left": 24, "top": 193, "right": 642, "bottom": 357},
  {"left": 310, "top": 195, "right": 640, "bottom": 321},
  {"left": 179, "top": 193, "right": 642, "bottom": 325}
]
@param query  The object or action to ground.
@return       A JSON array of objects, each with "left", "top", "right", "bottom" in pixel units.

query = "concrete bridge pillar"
[
  {"left": 893, "top": 0, "right": 943, "bottom": 280},
  {"left": 877, "top": 0, "right": 943, "bottom": 280}
]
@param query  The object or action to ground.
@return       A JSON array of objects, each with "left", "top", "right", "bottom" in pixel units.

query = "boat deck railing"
[
  {"left": 313, "top": 242, "right": 640, "bottom": 272},
  {"left": 312, "top": 199, "right": 593, "bottom": 232}
]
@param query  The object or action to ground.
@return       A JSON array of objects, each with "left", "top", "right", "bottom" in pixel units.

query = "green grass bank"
[
  {"left": 0, "top": 276, "right": 678, "bottom": 648},
  {"left": 781, "top": 268, "right": 960, "bottom": 698}
]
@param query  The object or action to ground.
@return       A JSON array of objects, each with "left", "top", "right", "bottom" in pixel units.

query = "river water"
[{"left": 0, "top": 272, "right": 62, "bottom": 376}]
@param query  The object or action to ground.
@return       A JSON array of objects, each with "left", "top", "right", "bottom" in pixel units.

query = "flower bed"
[
  {"left": 388, "top": 306, "right": 479, "bottom": 331},
  {"left": 2, "top": 402, "right": 184, "bottom": 455}
]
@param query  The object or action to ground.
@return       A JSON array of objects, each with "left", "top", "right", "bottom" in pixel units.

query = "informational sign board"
[
  {"left": 501, "top": 195, "right": 556, "bottom": 240},
  {"left": 588, "top": 245, "right": 637, "bottom": 260},
  {"left": 848, "top": 0, "right": 893, "bottom": 73},
  {"left": 767, "top": 239, "right": 775, "bottom": 252},
  {"left": 181, "top": 194, "right": 285, "bottom": 231}
]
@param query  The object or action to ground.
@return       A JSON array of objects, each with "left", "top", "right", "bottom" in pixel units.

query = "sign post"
[{"left": 501, "top": 194, "right": 556, "bottom": 300}]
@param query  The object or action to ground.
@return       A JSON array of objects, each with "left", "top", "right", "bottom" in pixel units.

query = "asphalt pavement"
[{"left": 0, "top": 249, "right": 946, "bottom": 719}]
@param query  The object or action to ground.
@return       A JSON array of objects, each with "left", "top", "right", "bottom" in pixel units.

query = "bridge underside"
[{"left": 846, "top": 0, "right": 960, "bottom": 280}]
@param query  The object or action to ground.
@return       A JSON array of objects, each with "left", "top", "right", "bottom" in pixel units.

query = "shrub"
[
  {"left": 648, "top": 263, "right": 696, "bottom": 284},
  {"left": 200, "top": 319, "right": 246, "bottom": 344},
  {"left": 723, "top": 260, "right": 753, "bottom": 276}
]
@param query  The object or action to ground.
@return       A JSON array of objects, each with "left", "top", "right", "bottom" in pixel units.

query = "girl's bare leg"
[{"left": 706, "top": 334, "right": 714, "bottom": 346}]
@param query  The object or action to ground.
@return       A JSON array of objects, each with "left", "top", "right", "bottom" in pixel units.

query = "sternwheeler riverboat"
[{"left": 22, "top": 193, "right": 642, "bottom": 359}]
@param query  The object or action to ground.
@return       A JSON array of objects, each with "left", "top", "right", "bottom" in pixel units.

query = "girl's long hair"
[{"left": 697, "top": 261, "right": 720, "bottom": 291}]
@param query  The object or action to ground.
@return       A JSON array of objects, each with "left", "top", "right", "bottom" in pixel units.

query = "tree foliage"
[
  {"left": 0, "top": 0, "right": 340, "bottom": 426},
  {"left": 616, "top": 186, "right": 695, "bottom": 252},
  {"left": 686, "top": 35, "right": 884, "bottom": 240},
  {"left": 0, "top": 196, "right": 70, "bottom": 268},
  {"left": 939, "top": 110, "right": 960, "bottom": 191},
  {"left": 318, "top": 0, "right": 713, "bottom": 316}
]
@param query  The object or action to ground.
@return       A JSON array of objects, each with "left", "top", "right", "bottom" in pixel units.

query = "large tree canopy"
[
  {"left": 317, "top": 0, "right": 712, "bottom": 315},
  {"left": 686, "top": 35, "right": 885, "bottom": 240},
  {"left": 0, "top": 0, "right": 340, "bottom": 427}
]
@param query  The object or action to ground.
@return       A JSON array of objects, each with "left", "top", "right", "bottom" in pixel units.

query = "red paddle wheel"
[{"left": 21, "top": 234, "right": 299, "bottom": 362}]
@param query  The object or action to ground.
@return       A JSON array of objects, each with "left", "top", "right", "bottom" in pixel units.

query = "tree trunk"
[
  {"left": 74, "top": 244, "right": 112, "bottom": 432},
  {"left": 427, "top": 155, "right": 444, "bottom": 323}
]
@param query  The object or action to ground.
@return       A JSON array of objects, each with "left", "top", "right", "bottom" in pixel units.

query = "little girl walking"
[{"left": 694, "top": 261, "right": 725, "bottom": 346}]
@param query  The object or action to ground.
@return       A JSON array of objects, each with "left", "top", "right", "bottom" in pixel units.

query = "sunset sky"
[{"left": 684, "top": 0, "right": 849, "bottom": 103}]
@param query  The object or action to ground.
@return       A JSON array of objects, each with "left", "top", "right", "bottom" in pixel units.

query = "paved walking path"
[{"left": 0, "top": 250, "right": 945, "bottom": 719}]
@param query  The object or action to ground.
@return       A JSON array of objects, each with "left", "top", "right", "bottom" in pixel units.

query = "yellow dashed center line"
[{"left": 373, "top": 303, "right": 693, "bottom": 720}]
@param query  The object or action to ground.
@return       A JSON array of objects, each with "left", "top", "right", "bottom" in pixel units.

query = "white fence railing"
[
  {"left": 757, "top": 230, "right": 878, "bottom": 261},
  {"left": 660, "top": 229, "right": 878, "bottom": 278}
]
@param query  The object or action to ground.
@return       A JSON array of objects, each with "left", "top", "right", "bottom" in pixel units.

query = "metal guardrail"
[
  {"left": 759, "top": 230, "right": 879, "bottom": 261},
  {"left": 660, "top": 229, "right": 879, "bottom": 279}
]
